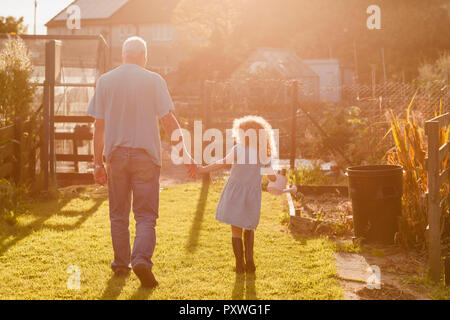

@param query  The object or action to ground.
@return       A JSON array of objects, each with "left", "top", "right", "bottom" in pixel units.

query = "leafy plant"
[
  {"left": 287, "top": 162, "right": 344, "bottom": 186},
  {"left": 385, "top": 95, "right": 450, "bottom": 247}
]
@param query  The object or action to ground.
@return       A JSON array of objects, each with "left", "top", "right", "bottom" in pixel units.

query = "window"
[
  {"left": 112, "top": 25, "right": 137, "bottom": 46},
  {"left": 119, "top": 25, "right": 136, "bottom": 42},
  {"left": 152, "top": 24, "right": 174, "bottom": 42}
]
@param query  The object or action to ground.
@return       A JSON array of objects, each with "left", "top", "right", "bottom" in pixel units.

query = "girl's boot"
[
  {"left": 232, "top": 237, "right": 245, "bottom": 274},
  {"left": 244, "top": 230, "right": 256, "bottom": 273}
]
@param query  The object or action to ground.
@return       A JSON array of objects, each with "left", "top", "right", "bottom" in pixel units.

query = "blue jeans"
[{"left": 106, "top": 147, "right": 160, "bottom": 271}]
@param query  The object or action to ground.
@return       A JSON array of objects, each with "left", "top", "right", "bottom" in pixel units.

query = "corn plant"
[{"left": 385, "top": 94, "right": 450, "bottom": 247}]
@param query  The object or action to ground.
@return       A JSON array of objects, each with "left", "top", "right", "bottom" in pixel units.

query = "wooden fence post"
[
  {"left": 426, "top": 120, "right": 442, "bottom": 282},
  {"left": 290, "top": 80, "right": 298, "bottom": 170},
  {"left": 446, "top": 73, "right": 449, "bottom": 112},
  {"left": 73, "top": 135, "right": 79, "bottom": 173},
  {"left": 14, "top": 117, "right": 24, "bottom": 184},
  {"left": 42, "top": 80, "right": 49, "bottom": 190},
  {"left": 29, "top": 140, "right": 36, "bottom": 182},
  {"left": 40, "top": 117, "right": 46, "bottom": 187}
]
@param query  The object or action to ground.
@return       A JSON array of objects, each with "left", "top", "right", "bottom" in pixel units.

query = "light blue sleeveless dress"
[{"left": 215, "top": 143, "right": 271, "bottom": 230}]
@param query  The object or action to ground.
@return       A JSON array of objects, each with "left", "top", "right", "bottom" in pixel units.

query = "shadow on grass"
[
  {"left": 185, "top": 180, "right": 210, "bottom": 252},
  {"left": 291, "top": 233, "right": 309, "bottom": 245},
  {"left": 129, "top": 286, "right": 156, "bottom": 300},
  {"left": 231, "top": 273, "right": 258, "bottom": 300},
  {"left": 232, "top": 273, "right": 245, "bottom": 299},
  {"left": 100, "top": 274, "right": 128, "bottom": 300},
  {"left": 0, "top": 194, "right": 104, "bottom": 256},
  {"left": 246, "top": 273, "right": 257, "bottom": 299}
]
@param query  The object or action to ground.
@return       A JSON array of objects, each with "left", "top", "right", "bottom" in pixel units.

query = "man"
[{"left": 87, "top": 36, "right": 194, "bottom": 288}]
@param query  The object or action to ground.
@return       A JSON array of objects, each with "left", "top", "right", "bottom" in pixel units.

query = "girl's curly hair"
[{"left": 232, "top": 115, "right": 277, "bottom": 157}]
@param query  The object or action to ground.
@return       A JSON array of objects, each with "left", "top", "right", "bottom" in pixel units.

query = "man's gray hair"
[{"left": 122, "top": 36, "right": 148, "bottom": 60}]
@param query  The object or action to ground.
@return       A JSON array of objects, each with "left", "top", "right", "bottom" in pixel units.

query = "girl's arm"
[
  {"left": 197, "top": 147, "right": 236, "bottom": 174},
  {"left": 197, "top": 160, "right": 231, "bottom": 174}
]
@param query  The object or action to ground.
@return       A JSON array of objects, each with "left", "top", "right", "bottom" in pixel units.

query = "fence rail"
[
  {"left": 53, "top": 115, "right": 95, "bottom": 185},
  {"left": 425, "top": 112, "right": 450, "bottom": 281}
]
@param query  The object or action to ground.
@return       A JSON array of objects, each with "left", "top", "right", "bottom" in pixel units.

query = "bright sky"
[{"left": 0, "top": 0, "right": 73, "bottom": 34}]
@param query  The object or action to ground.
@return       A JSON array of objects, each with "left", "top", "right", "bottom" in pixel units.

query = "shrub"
[
  {"left": 0, "top": 178, "right": 28, "bottom": 225},
  {"left": 302, "top": 105, "right": 383, "bottom": 166},
  {"left": 0, "top": 36, "right": 36, "bottom": 126}
]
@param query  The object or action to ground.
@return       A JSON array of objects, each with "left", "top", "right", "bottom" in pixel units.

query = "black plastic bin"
[{"left": 346, "top": 165, "right": 403, "bottom": 244}]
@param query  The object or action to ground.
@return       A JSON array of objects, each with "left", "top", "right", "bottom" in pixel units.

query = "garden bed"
[
  {"left": 284, "top": 192, "right": 450, "bottom": 300},
  {"left": 288, "top": 191, "right": 353, "bottom": 238}
]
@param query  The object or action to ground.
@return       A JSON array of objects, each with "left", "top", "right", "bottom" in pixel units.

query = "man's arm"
[
  {"left": 93, "top": 119, "right": 107, "bottom": 185},
  {"left": 160, "top": 111, "right": 196, "bottom": 176}
]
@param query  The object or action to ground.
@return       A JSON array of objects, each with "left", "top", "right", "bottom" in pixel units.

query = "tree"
[
  {"left": 0, "top": 16, "right": 27, "bottom": 34},
  {"left": 173, "top": 0, "right": 244, "bottom": 44},
  {"left": 172, "top": 0, "right": 450, "bottom": 85},
  {"left": 419, "top": 52, "right": 450, "bottom": 82},
  {"left": 172, "top": 0, "right": 246, "bottom": 83},
  {"left": 232, "top": 0, "right": 450, "bottom": 83}
]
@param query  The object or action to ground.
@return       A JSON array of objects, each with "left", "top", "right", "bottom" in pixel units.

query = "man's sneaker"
[
  {"left": 133, "top": 263, "right": 158, "bottom": 288},
  {"left": 113, "top": 267, "right": 131, "bottom": 278}
]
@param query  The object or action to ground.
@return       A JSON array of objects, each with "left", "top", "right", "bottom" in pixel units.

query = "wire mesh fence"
[{"left": 174, "top": 79, "right": 449, "bottom": 164}]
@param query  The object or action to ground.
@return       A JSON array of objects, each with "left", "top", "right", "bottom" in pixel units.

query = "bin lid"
[{"left": 346, "top": 165, "right": 403, "bottom": 177}]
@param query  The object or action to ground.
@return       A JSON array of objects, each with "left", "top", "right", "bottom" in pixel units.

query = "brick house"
[{"left": 46, "top": 0, "right": 182, "bottom": 74}]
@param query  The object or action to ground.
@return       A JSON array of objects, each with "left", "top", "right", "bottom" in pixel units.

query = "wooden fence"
[
  {"left": 0, "top": 115, "right": 95, "bottom": 187},
  {"left": 0, "top": 117, "right": 38, "bottom": 183},
  {"left": 425, "top": 112, "right": 450, "bottom": 282}
]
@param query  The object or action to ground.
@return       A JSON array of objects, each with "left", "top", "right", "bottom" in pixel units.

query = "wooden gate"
[
  {"left": 38, "top": 36, "right": 108, "bottom": 189},
  {"left": 54, "top": 115, "right": 94, "bottom": 187}
]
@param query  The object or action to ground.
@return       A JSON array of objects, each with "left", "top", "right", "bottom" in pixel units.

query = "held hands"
[
  {"left": 184, "top": 160, "right": 206, "bottom": 178},
  {"left": 94, "top": 165, "right": 107, "bottom": 186},
  {"left": 185, "top": 163, "right": 198, "bottom": 178},
  {"left": 183, "top": 155, "right": 199, "bottom": 178}
]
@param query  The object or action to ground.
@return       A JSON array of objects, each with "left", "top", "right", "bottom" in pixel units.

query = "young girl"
[{"left": 196, "top": 116, "right": 277, "bottom": 273}]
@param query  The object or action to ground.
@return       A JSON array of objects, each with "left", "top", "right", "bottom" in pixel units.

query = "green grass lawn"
[{"left": 0, "top": 180, "right": 343, "bottom": 300}]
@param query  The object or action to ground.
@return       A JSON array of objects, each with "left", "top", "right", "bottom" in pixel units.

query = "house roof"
[
  {"left": 49, "top": 0, "right": 129, "bottom": 22},
  {"left": 232, "top": 48, "right": 319, "bottom": 80},
  {"left": 303, "top": 59, "right": 340, "bottom": 66},
  {"left": 46, "top": 0, "right": 180, "bottom": 26}
]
